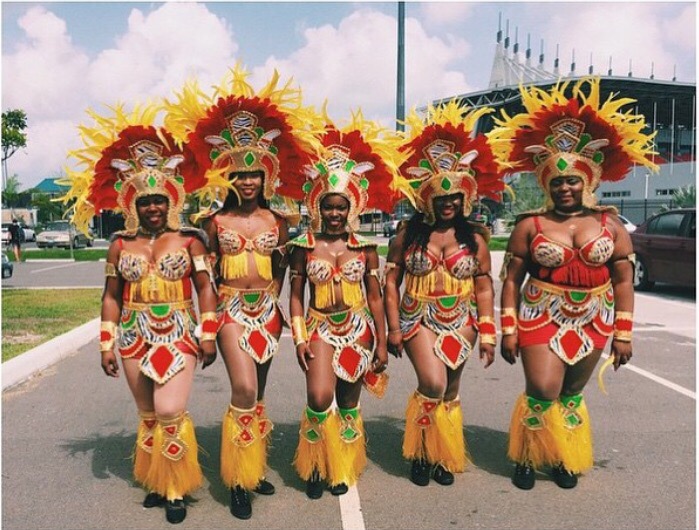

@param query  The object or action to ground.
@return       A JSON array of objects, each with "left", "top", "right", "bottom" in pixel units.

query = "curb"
[{"left": 2, "top": 317, "right": 99, "bottom": 391}]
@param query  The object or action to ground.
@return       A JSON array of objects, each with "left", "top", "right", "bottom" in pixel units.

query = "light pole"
[{"left": 396, "top": 1, "right": 405, "bottom": 132}]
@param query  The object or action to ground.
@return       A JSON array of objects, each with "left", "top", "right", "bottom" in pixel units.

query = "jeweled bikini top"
[
  {"left": 306, "top": 253, "right": 366, "bottom": 286},
  {"left": 404, "top": 244, "right": 479, "bottom": 280},
  {"left": 215, "top": 217, "right": 279, "bottom": 282}
]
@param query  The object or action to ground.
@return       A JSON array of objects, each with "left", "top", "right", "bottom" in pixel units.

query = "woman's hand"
[
  {"left": 500, "top": 335, "right": 519, "bottom": 365},
  {"left": 101, "top": 350, "right": 120, "bottom": 378},
  {"left": 199, "top": 340, "right": 217, "bottom": 369},
  {"left": 372, "top": 344, "right": 389, "bottom": 373},
  {"left": 479, "top": 342, "right": 495, "bottom": 368},
  {"left": 387, "top": 330, "right": 403, "bottom": 358},
  {"left": 611, "top": 339, "right": 632, "bottom": 371},
  {"left": 296, "top": 342, "right": 314, "bottom": 372}
]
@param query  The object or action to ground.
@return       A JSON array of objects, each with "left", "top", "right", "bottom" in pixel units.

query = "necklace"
[
  {"left": 138, "top": 226, "right": 167, "bottom": 245},
  {"left": 553, "top": 209, "right": 584, "bottom": 217}
]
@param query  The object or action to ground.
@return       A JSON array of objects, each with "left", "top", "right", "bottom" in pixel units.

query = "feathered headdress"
[
  {"left": 163, "top": 65, "right": 323, "bottom": 221},
  {"left": 301, "top": 110, "right": 407, "bottom": 232},
  {"left": 487, "top": 77, "right": 658, "bottom": 210},
  {"left": 60, "top": 103, "right": 194, "bottom": 235},
  {"left": 400, "top": 100, "right": 508, "bottom": 224}
]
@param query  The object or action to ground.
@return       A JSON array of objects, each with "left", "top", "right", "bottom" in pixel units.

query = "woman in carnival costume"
[
  {"left": 287, "top": 112, "right": 403, "bottom": 499},
  {"left": 489, "top": 77, "right": 657, "bottom": 489},
  {"left": 61, "top": 104, "right": 218, "bottom": 524},
  {"left": 384, "top": 101, "right": 507, "bottom": 487},
  {"left": 164, "top": 67, "right": 321, "bottom": 519}
]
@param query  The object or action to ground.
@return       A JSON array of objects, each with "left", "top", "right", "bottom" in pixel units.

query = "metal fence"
[{"left": 598, "top": 198, "right": 682, "bottom": 225}]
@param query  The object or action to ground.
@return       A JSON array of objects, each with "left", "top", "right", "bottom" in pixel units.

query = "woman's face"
[
  {"left": 136, "top": 194, "right": 169, "bottom": 231},
  {"left": 231, "top": 170, "right": 264, "bottom": 202},
  {"left": 433, "top": 193, "right": 463, "bottom": 222},
  {"left": 320, "top": 194, "right": 350, "bottom": 233},
  {"left": 548, "top": 176, "right": 584, "bottom": 211}
]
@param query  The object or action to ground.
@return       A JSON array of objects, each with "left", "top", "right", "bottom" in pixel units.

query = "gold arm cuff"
[
  {"left": 501, "top": 308, "right": 517, "bottom": 317},
  {"left": 627, "top": 253, "right": 636, "bottom": 266},
  {"left": 613, "top": 331, "right": 632, "bottom": 342},
  {"left": 200, "top": 311, "right": 217, "bottom": 322},
  {"left": 291, "top": 316, "right": 308, "bottom": 346},
  {"left": 615, "top": 311, "right": 634, "bottom": 321},
  {"left": 100, "top": 321, "right": 118, "bottom": 351},
  {"left": 501, "top": 327, "right": 518, "bottom": 336},
  {"left": 104, "top": 263, "right": 118, "bottom": 278},
  {"left": 477, "top": 316, "right": 495, "bottom": 323},
  {"left": 479, "top": 334, "right": 497, "bottom": 345},
  {"left": 200, "top": 332, "right": 217, "bottom": 342},
  {"left": 192, "top": 254, "right": 212, "bottom": 274}
]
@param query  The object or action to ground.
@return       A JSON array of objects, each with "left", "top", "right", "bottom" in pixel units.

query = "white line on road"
[
  {"left": 339, "top": 485, "right": 366, "bottom": 530},
  {"left": 602, "top": 354, "right": 696, "bottom": 400},
  {"left": 30, "top": 262, "right": 84, "bottom": 274}
]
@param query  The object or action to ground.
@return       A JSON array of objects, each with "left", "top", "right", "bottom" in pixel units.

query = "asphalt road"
[{"left": 1, "top": 253, "right": 695, "bottom": 530}]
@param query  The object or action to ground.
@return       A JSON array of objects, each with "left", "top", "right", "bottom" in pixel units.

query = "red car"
[{"left": 630, "top": 208, "right": 696, "bottom": 291}]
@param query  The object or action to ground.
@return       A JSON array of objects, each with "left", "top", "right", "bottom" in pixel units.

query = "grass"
[
  {"left": 2, "top": 288, "right": 102, "bottom": 362},
  {"left": 8, "top": 248, "right": 107, "bottom": 262}
]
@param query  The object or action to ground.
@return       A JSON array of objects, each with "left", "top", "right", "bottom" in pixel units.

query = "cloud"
[
  {"left": 418, "top": 2, "right": 476, "bottom": 27},
  {"left": 253, "top": 8, "right": 471, "bottom": 126}
]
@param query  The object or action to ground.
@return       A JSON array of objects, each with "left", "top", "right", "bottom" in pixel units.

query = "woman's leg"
[{"left": 122, "top": 358, "right": 156, "bottom": 487}]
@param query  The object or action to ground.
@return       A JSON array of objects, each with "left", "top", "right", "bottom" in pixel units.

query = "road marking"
[
  {"left": 339, "top": 485, "right": 366, "bottom": 530},
  {"left": 602, "top": 353, "right": 696, "bottom": 400},
  {"left": 30, "top": 262, "right": 83, "bottom": 274}
]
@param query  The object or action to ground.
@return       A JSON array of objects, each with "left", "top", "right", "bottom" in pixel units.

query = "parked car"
[
  {"left": 36, "top": 221, "right": 93, "bottom": 249},
  {"left": 630, "top": 208, "right": 695, "bottom": 291},
  {"left": 617, "top": 214, "right": 637, "bottom": 233},
  {"left": 382, "top": 215, "right": 411, "bottom": 237},
  {"left": 2, "top": 252, "right": 13, "bottom": 278},
  {"left": 1, "top": 224, "right": 9, "bottom": 245},
  {"left": 1, "top": 222, "right": 36, "bottom": 243}
]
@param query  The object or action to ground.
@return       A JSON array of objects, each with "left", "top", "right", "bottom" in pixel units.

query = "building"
[{"left": 433, "top": 18, "right": 696, "bottom": 224}]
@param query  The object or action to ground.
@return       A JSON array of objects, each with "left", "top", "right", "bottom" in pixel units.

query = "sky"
[{"left": 1, "top": 1, "right": 696, "bottom": 190}]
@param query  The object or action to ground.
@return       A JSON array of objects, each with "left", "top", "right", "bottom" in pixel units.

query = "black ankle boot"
[
  {"left": 254, "top": 478, "right": 276, "bottom": 495},
  {"left": 143, "top": 491, "right": 165, "bottom": 508},
  {"left": 230, "top": 486, "right": 252, "bottom": 519},
  {"left": 306, "top": 469, "right": 324, "bottom": 500},
  {"left": 410, "top": 459, "right": 431, "bottom": 486},
  {"left": 512, "top": 463, "right": 536, "bottom": 490},
  {"left": 165, "top": 499, "right": 186, "bottom": 524},
  {"left": 551, "top": 464, "right": 578, "bottom": 489},
  {"left": 432, "top": 464, "right": 455, "bottom": 486},
  {"left": 329, "top": 483, "right": 349, "bottom": 496}
]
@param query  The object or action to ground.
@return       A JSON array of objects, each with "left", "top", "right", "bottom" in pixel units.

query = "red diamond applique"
[
  {"left": 255, "top": 404, "right": 265, "bottom": 416},
  {"left": 259, "top": 421, "right": 269, "bottom": 435},
  {"left": 338, "top": 347, "right": 361, "bottom": 377},
  {"left": 143, "top": 419, "right": 156, "bottom": 429},
  {"left": 239, "top": 414, "right": 254, "bottom": 427},
  {"left": 422, "top": 401, "right": 437, "bottom": 414},
  {"left": 166, "top": 442, "right": 183, "bottom": 457},
  {"left": 249, "top": 330, "right": 268, "bottom": 360},
  {"left": 143, "top": 436, "right": 154, "bottom": 448},
  {"left": 560, "top": 329, "right": 584, "bottom": 360},
  {"left": 417, "top": 415, "right": 432, "bottom": 426},
  {"left": 150, "top": 346, "right": 174, "bottom": 378},
  {"left": 439, "top": 335, "right": 462, "bottom": 365},
  {"left": 164, "top": 425, "right": 178, "bottom": 436},
  {"left": 240, "top": 430, "right": 253, "bottom": 442}
]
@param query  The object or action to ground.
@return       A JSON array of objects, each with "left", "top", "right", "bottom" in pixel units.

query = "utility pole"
[{"left": 396, "top": 1, "right": 405, "bottom": 132}]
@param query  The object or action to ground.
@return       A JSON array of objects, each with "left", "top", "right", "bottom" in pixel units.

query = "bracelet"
[
  {"left": 613, "top": 311, "right": 633, "bottom": 342},
  {"left": 200, "top": 311, "right": 218, "bottom": 336},
  {"left": 477, "top": 316, "right": 497, "bottom": 345},
  {"left": 100, "top": 321, "right": 118, "bottom": 352},
  {"left": 291, "top": 316, "right": 308, "bottom": 347},
  {"left": 200, "top": 332, "right": 217, "bottom": 342},
  {"left": 479, "top": 334, "right": 497, "bottom": 346},
  {"left": 500, "top": 307, "right": 518, "bottom": 336}
]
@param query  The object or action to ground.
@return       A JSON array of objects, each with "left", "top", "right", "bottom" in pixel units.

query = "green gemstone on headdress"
[
  {"left": 545, "top": 135, "right": 554, "bottom": 147},
  {"left": 210, "top": 149, "right": 220, "bottom": 161},
  {"left": 328, "top": 173, "right": 340, "bottom": 187},
  {"left": 576, "top": 133, "right": 592, "bottom": 152},
  {"left": 151, "top": 304, "right": 170, "bottom": 317},
  {"left": 302, "top": 181, "right": 312, "bottom": 193},
  {"left": 222, "top": 129, "right": 234, "bottom": 146},
  {"left": 345, "top": 160, "right": 356, "bottom": 172},
  {"left": 269, "top": 145, "right": 278, "bottom": 155},
  {"left": 419, "top": 159, "right": 432, "bottom": 170},
  {"left": 244, "top": 152, "right": 256, "bottom": 167},
  {"left": 316, "top": 163, "right": 327, "bottom": 175},
  {"left": 409, "top": 180, "right": 422, "bottom": 189},
  {"left": 359, "top": 178, "right": 369, "bottom": 190},
  {"left": 440, "top": 177, "right": 452, "bottom": 191},
  {"left": 592, "top": 152, "right": 604, "bottom": 164},
  {"left": 255, "top": 127, "right": 265, "bottom": 139},
  {"left": 556, "top": 157, "right": 569, "bottom": 171},
  {"left": 148, "top": 175, "right": 157, "bottom": 188},
  {"left": 114, "top": 181, "right": 122, "bottom": 192},
  {"left": 175, "top": 176, "right": 184, "bottom": 184}
]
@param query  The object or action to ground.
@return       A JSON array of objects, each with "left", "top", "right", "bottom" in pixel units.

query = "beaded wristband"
[
  {"left": 501, "top": 307, "right": 518, "bottom": 336},
  {"left": 100, "top": 321, "right": 118, "bottom": 352},
  {"left": 613, "top": 311, "right": 633, "bottom": 342},
  {"left": 291, "top": 316, "right": 308, "bottom": 346}
]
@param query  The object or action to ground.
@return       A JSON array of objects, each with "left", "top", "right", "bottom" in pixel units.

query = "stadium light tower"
[{"left": 396, "top": 1, "right": 405, "bottom": 132}]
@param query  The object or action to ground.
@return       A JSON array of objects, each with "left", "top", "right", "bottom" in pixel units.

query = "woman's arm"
[
  {"left": 500, "top": 218, "right": 532, "bottom": 365},
  {"left": 473, "top": 233, "right": 495, "bottom": 368},
  {"left": 365, "top": 247, "right": 387, "bottom": 373},
  {"left": 608, "top": 214, "right": 634, "bottom": 370},
  {"left": 202, "top": 216, "right": 220, "bottom": 282},
  {"left": 100, "top": 241, "right": 124, "bottom": 377},
  {"left": 288, "top": 246, "right": 312, "bottom": 371},
  {"left": 384, "top": 227, "right": 406, "bottom": 358},
  {"left": 272, "top": 217, "right": 290, "bottom": 296},
  {"left": 190, "top": 237, "right": 218, "bottom": 369}
]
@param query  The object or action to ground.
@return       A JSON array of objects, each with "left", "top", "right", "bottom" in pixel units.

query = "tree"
[
  {"left": 31, "top": 193, "right": 64, "bottom": 225},
  {"left": 501, "top": 173, "right": 545, "bottom": 221},
  {"left": 672, "top": 185, "right": 696, "bottom": 208},
  {"left": 2, "top": 174, "right": 21, "bottom": 207},
  {"left": 2, "top": 109, "right": 28, "bottom": 189}
]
